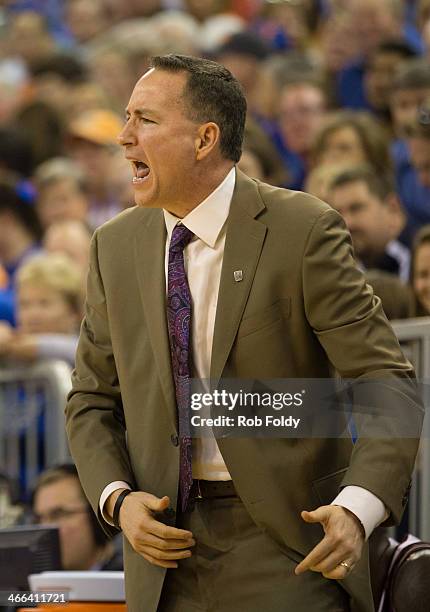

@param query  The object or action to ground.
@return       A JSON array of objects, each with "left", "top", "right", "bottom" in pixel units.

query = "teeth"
[
  {"left": 131, "top": 160, "right": 149, "bottom": 180},
  {"left": 132, "top": 160, "right": 150, "bottom": 181}
]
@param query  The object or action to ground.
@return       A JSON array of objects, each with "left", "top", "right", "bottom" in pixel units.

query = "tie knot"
[{"left": 170, "top": 224, "right": 194, "bottom": 253}]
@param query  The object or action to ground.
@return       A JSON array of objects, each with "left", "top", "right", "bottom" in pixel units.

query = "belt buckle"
[{"left": 195, "top": 479, "right": 203, "bottom": 500}]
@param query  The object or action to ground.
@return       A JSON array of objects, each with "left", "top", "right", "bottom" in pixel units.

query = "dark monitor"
[{"left": 0, "top": 525, "right": 61, "bottom": 592}]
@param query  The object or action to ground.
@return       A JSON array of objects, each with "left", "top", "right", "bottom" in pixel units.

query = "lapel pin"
[{"left": 234, "top": 270, "right": 243, "bottom": 282}]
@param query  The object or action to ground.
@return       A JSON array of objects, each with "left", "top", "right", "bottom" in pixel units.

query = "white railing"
[
  {"left": 0, "top": 322, "right": 429, "bottom": 538},
  {"left": 391, "top": 317, "right": 430, "bottom": 541},
  {"left": 0, "top": 360, "right": 71, "bottom": 498}
]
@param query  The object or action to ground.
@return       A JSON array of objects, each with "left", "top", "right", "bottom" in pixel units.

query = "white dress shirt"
[{"left": 100, "top": 168, "right": 387, "bottom": 537}]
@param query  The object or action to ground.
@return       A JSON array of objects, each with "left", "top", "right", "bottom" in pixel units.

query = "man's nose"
[{"left": 117, "top": 123, "right": 136, "bottom": 146}]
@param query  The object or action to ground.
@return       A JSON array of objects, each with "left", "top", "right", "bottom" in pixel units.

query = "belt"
[{"left": 190, "top": 479, "right": 237, "bottom": 500}]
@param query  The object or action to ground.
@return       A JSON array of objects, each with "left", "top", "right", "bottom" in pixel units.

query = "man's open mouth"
[{"left": 131, "top": 160, "right": 150, "bottom": 183}]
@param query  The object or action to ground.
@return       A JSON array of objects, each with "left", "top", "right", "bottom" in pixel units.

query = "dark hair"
[
  {"left": 312, "top": 111, "right": 392, "bottom": 175},
  {"left": 216, "top": 31, "right": 270, "bottom": 61},
  {"left": 15, "top": 101, "right": 65, "bottom": 166},
  {"left": 0, "top": 127, "right": 34, "bottom": 178},
  {"left": 329, "top": 165, "right": 394, "bottom": 201},
  {"left": 150, "top": 54, "right": 247, "bottom": 163},
  {"left": 0, "top": 179, "right": 43, "bottom": 241},
  {"left": 370, "top": 38, "right": 417, "bottom": 61},
  {"left": 31, "top": 463, "right": 108, "bottom": 548},
  {"left": 392, "top": 59, "right": 430, "bottom": 93},
  {"left": 29, "top": 53, "right": 88, "bottom": 83}
]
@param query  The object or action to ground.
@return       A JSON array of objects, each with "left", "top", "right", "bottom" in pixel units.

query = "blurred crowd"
[{"left": 2, "top": 0, "right": 430, "bottom": 574}]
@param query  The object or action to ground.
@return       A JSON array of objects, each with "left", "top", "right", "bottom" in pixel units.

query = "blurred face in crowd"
[
  {"left": 37, "top": 178, "right": 88, "bottom": 228},
  {"left": 413, "top": 241, "right": 430, "bottom": 313},
  {"left": 316, "top": 126, "right": 367, "bottom": 167},
  {"left": 118, "top": 68, "right": 219, "bottom": 214},
  {"left": 68, "top": 138, "right": 116, "bottom": 194},
  {"left": 329, "top": 179, "right": 394, "bottom": 261},
  {"left": 390, "top": 88, "right": 430, "bottom": 136},
  {"left": 263, "top": 3, "right": 307, "bottom": 48},
  {"left": 305, "top": 162, "right": 352, "bottom": 202},
  {"left": 279, "top": 83, "right": 327, "bottom": 156},
  {"left": 320, "top": 14, "right": 357, "bottom": 73},
  {"left": 66, "top": 82, "right": 110, "bottom": 118},
  {"left": 252, "top": 64, "right": 280, "bottom": 120},
  {"left": 43, "top": 221, "right": 91, "bottom": 274},
  {"left": 32, "top": 74, "right": 72, "bottom": 116},
  {"left": 347, "top": 0, "right": 400, "bottom": 57},
  {"left": 408, "top": 136, "right": 430, "bottom": 187},
  {"left": 66, "top": 0, "right": 108, "bottom": 43},
  {"left": 89, "top": 51, "right": 135, "bottom": 113},
  {"left": 33, "top": 477, "right": 98, "bottom": 570},
  {"left": 7, "top": 11, "right": 55, "bottom": 63},
  {"left": 0, "top": 211, "right": 36, "bottom": 264},
  {"left": 365, "top": 51, "right": 410, "bottom": 112},
  {"left": 18, "top": 283, "right": 79, "bottom": 334},
  {"left": 217, "top": 53, "right": 259, "bottom": 97}
]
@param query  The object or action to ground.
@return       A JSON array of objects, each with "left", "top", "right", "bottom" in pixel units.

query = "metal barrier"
[
  {"left": 391, "top": 317, "right": 430, "bottom": 541},
  {"left": 0, "top": 360, "right": 71, "bottom": 499},
  {"left": 0, "top": 322, "right": 428, "bottom": 535}
]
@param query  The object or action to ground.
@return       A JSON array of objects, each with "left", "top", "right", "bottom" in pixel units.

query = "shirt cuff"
[
  {"left": 331, "top": 485, "right": 389, "bottom": 540},
  {"left": 100, "top": 481, "right": 132, "bottom": 526}
]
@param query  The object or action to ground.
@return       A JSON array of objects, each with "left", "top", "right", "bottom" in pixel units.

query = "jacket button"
[{"left": 170, "top": 434, "right": 179, "bottom": 447}]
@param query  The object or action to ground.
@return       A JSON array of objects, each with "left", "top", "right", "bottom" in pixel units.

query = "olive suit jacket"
[{"left": 66, "top": 170, "right": 422, "bottom": 612}]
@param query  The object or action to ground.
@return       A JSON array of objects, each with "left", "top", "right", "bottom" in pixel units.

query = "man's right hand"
[{"left": 106, "top": 490, "right": 195, "bottom": 569}]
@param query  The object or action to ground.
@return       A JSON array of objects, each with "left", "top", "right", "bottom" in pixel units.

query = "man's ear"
[{"left": 195, "top": 122, "right": 220, "bottom": 160}]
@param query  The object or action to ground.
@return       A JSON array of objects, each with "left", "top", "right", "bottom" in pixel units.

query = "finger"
[
  {"left": 322, "top": 562, "right": 353, "bottom": 580},
  {"left": 138, "top": 533, "right": 196, "bottom": 551},
  {"left": 142, "top": 493, "right": 171, "bottom": 512},
  {"left": 144, "top": 515, "right": 194, "bottom": 540},
  {"left": 141, "top": 552, "right": 178, "bottom": 569},
  {"left": 294, "top": 536, "right": 339, "bottom": 575},
  {"left": 309, "top": 550, "right": 351, "bottom": 574},
  {"left": 301, "top": 507, "right": 330, "bottom": 525},
  {"left": 139, "top": 545, "right": 193, "bottom": 562}
]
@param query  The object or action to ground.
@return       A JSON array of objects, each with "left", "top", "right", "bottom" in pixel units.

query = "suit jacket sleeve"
[
  {"left": 65, "top": 229, "right": 135, "bottom": 536},
  {"left": 302, "top": 207, "right": 423, "bottom": 525}
]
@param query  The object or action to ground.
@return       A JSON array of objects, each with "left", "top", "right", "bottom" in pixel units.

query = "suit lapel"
[
  {"left": 133, "top": 210, "right": 178, "bottom": 432},
  {"left": 210, "top": 172, "right": 267, "bottom": 381},
  {"left": 132, "top": 173, "right": 267, "bottom": 426}
]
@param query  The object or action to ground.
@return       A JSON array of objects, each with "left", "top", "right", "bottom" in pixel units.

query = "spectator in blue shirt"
[
  {"left": 0, "top": 179, "right": 42, "bottom": 326},
  {"left": 390, "top": 60, "right": 430, "bottom": 227},
  {"left": 275, "top": 76, "right": 329, "bottom": 189},
  {"left": 336, "top": 0, "right": 422, "bottom": 110}
]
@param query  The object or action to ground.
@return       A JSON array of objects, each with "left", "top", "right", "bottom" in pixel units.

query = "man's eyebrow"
[{"left": 125, "top": 108, "right": 160, "bottom": 119}]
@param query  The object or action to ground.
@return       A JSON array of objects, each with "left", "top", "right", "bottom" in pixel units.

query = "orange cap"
[{"left": 68, "top": 109, "right": 123, "bottom": 147}]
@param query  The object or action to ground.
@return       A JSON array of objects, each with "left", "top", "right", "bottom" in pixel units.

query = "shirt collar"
[{"left": 163, "top": 167, "right": 236, "bottom": 248}]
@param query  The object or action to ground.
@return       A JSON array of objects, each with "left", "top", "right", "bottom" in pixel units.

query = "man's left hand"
[{"left": 294, "top": 505, "right": 365, "bottom": 579}]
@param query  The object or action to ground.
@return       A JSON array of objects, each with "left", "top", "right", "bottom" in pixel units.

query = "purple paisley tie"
[{"left": 167, "top": 223, "right": 194, "bottom": 512}]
